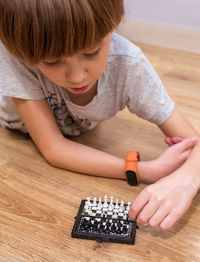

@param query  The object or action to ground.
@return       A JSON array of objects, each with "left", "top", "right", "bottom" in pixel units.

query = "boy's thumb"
[{"left": 179, "top": 136, "right": 198, "bottom": 152}]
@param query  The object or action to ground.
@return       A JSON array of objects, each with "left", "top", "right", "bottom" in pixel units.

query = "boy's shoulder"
[
  {"left": 0, "top": 41, "right": 44, "bottom": 100},
  {"left": 0, "top": 41, "right": 12, "bottom": 63},
  {"left": 110, "top": 33, "right": 141, "bottom": 59}
]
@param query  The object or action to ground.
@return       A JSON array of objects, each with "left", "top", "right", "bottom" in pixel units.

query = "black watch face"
[{"left": 126, "top": 170, "right": 138, "bottom": 186}]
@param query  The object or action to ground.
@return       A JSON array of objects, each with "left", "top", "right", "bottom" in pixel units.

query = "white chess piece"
[
  {"left": 119, "top": 200, "right": 124, "bottom": 212},
  {"left": 110, "top": 196, "right": 113, "bottom": 204},
  {"left": 93, "top": 197, "right": 97, "bottom": 207},
  {"left": 103, "top": 194, "right": 108, "bottom": 208},
  {"left": 126, "top": 201, "right": 131, "bottom": 212},
  {"left": 123, "top": 214, "right": 127, "bottom": 220},
  {"left": 97, "top": 197, "right": 102, "bottom": 210},
  {"left": 84, "top": 207, "right": 89, "bottom": 214},
  {"left": 86, "top": 197, "right": 91, "bottom": 207},
  {"left": 88, "top": 209, "right": 93, "bottom": 216},
  {"left": 108, "top": 196, "right": 114, "bottom": 211},
  {"left": 115, "top": 198, "right": 119, "bottom": 209},
  {"left": 112, "top": 212, "right": 118, "bottom": 219}
]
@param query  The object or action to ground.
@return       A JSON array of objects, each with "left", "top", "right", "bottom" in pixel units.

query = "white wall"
[
  {"left": 118, "top": 0, "right": 200, "bottom": 53},
  {"left": 124, "top": 0, "right": 200, "bottom": 30}
]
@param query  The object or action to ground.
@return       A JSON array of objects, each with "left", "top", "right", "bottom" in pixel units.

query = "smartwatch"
[{"left": 125, "top": 151, "right": 140, "bottom": 186}]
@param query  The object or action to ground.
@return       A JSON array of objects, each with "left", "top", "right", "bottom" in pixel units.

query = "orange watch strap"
[{"left": 125, "top": 151, "right": 140, "bottom": 185}]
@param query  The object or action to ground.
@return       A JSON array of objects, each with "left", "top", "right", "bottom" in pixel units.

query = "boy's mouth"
[{"left": 70, "top": 85, "right": 89, "bottom": 93}]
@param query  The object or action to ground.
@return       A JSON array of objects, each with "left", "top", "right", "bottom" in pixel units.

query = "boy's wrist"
[
  {"left": 182, "top": 167, "right": 200, "bottom": 193},
  {"left": 137, "top": 160, "right": 158, "bottom": 183},
  {"left": 196, "top": 175, "right": 200, "bottom": 191}
]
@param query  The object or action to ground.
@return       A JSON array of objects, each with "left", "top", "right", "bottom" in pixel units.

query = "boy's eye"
[
  {"left": 84, "top": 49, "right": 100, "bottom": 58},
  {"left": 42, "top": 47, "right": 101, "bottom": 66},
  {"left": 43, "top": 59, "right": 60, "bottom": 66}
]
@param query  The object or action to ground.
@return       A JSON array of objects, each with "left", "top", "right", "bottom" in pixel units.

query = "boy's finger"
[
  {"left": 171, "top": 137, "right": 183, "bottom": 143},
  {"left": 159, "top": 209, "right": 183, "bottom": 230},
  {"left": 180, "top": 148, "right": 192, "bottom": 160},
  {"left": 129, "top": 190, "right": 150, "bottom": 220},
  {"left": 136, "top": 199, "right": 158, "bottom": 226},
  {"left": 176, "top": 136, "right": 198, "bottom": 152},
  {"left": 164, "top": 137, "right": 173, "bottom": 146},
  {"left": 148, "top": 206, "right": 170, "bottom": 228}
]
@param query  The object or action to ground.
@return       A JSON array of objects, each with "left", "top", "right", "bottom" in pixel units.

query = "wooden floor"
[{"left": 0, "top": 43, "right": 200, "bottom": 262}]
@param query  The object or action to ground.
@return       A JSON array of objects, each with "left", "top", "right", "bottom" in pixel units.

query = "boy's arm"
[
  {"left": 159, "top": 107, "right": 200, "bottom": 186},
  {"left": 13, "top": 98, "right": 126, "bottom": 179},
  {"left": 159, "top": 107, "right": 199, "bottom": 138},
  {"left": 129, "top": 107, "right": 200, "bottom": 229},
  {"left": 13, "top": 98, "right": 196, "bottom": 184}
]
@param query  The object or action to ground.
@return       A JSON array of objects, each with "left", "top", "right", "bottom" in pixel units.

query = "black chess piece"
[
  {"left": 106, "top": 221, "right": 111, "bottom": 227},
  {"left": 104, "top": 226, "right": 110, "bottom": 234},
  {"left": 122, "top": 225, "right": 128, "bottom": 234},
  {"left": 111, "top": 224, "right": 116, "bottom": 233},
  {"left": 101, "top": 214, "right": 106, "bottom": 222},
  {"left": 117, "top": 220, "right": 122, "bottom": 228},
  {"left": 99, "top": 224, "right": 104, "bottom": 233},
  {"left": 116, "top": 227, "right": 122, "bottom": 234}
]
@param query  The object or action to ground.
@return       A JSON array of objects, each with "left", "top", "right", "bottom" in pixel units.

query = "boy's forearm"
[
  {"left": 46, "top": 137, "right": 127, "bottom": 179},
  {"left": 159, "top": 108, "right": 200, "bottom": 190},
  {"left": 44, "top": 136, "right": 155, "bottom": 182},
  {"left": 180, "top": 143, "right": 200, "bottom": 191}
]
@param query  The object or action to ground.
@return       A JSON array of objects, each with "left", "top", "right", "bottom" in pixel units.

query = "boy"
[{"left": 0, "top": 0, "right": 199, "bottom": 230}]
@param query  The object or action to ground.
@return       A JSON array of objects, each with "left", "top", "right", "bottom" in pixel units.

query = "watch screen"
[{"left": 126, "top": 170, "right": 138, "bottom": 186}]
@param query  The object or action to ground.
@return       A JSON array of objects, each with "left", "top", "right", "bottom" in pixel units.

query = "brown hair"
[{"left": 0, "top": 0, "right": 124, "bottom": 66}]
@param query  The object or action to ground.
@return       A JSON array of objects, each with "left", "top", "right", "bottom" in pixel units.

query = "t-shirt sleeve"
[
  {"left": 125, "top": 50, "right": 175, "bottom": 125},
  {"left": 0, "top": 42, "right": 45, "bottom": 100}
]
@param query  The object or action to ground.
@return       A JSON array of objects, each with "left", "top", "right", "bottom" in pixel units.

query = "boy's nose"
[{"left": 65, "top": 65, "right": 87, "bottom": 84}]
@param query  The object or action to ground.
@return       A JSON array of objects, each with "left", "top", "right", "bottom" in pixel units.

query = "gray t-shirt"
[{"left": 0, "top": 33, "right": 174, "bottom": 136}]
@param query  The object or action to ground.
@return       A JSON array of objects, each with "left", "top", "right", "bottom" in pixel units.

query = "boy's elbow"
[
  {"left": 44, "top": 153, "right": 60, "bottom": 168},
  {"left": 41, "top": 148, "right": 57, "bottom": 167},
  {"left": 39, "top": 143, "right": 62, "bottom": 168},
  {"left": 36, "top": 136, "right": 72, "bottom": 169}
]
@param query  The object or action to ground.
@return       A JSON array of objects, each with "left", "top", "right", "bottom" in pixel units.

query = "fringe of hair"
[{"left": 0, "top": 0, "right": 124, "bottom": 65}]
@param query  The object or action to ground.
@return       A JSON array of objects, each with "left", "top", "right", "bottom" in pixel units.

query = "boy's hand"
[
  {"left": 129, "top": 168, "right": 199, "bottom": 230},
  {"left": 156, "top": 136, "right": 198, "bottom": 176},
  {"left": 141, "top": 136, "right": 198, "bottom": 183},
  {"left": 129, "top": 136, "right": 199, "bottom": 230},
  {"left": 165, "top": 136, "right": 183, "bottom": 146}
]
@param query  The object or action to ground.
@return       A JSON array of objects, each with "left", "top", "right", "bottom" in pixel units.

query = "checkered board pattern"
[{"left": 71, "top": 197, "right": 138, "bottom": 244}]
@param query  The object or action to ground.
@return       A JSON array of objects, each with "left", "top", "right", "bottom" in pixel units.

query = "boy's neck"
[{"left": 67, "top": 82, "right": 98, "bottom": 106}]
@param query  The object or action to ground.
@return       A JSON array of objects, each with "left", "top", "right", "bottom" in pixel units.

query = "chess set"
[{"left": 71, "top": 195, "right": 138, "bottom": 244}]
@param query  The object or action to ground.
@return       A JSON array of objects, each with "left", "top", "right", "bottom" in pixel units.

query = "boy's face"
[{"left": 37, "top": 33, "right": 112, "bottom": 94}]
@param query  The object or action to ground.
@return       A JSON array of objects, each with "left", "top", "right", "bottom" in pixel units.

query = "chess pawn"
[
  {"left": 108, "top": 205, "right": 114, "bottom": 212},
  {"left": 88, "top": 209, "right": 93, "bottom": 216},
  {"left": 112, "top": 212, "right": 118, "bottom": 219},
  {"left": 97, "top": 197, "right": 103, "bottom": 210},
  {"left": 101, "top": 213, "right": 107, "bottom": 222},
  {"left": 85, "top": 197, "right": 91, "bottom": 208},
  {"left": 115, "top": 198, "right": 119, "bottom": 209},
  {"left": 126, "top": 201, "right": 131, "bottom": 212},
  {"left": 92, "top": 197, "right": 97, "bottom": 207},
  {"left": 103, "top": 194, "right": 108, "bottom": 208},
  {"left": 123, "top": 214, "right": 127, "bottom": 220},
  {"left": 84, "top": 206, "right": 90, "bottom": 215},
  {"left": 108, "top": 196, "right": 114, "bottom": 211},
  {"left": 119, "top": 200, "right": 124, "bottom": 212}
]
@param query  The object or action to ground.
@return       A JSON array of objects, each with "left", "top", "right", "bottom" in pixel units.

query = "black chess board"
[{"left": 71, "top": 197, "right": 138, "bottom": 244}]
